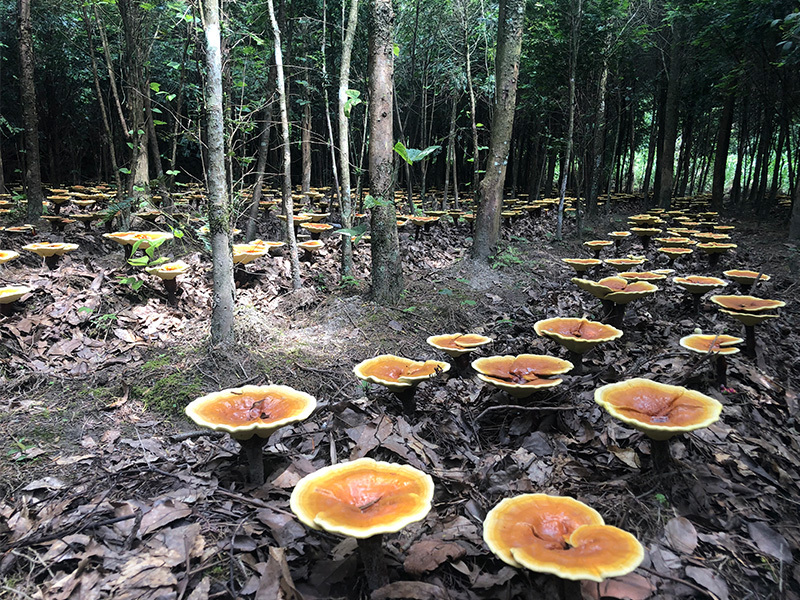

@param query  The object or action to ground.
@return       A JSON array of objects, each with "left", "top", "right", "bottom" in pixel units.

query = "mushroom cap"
[
  {"left": 571, "top": 277, "right": 617, "bottom": 299},
  {"left": 594, "top": 277, "right": 659, "bottom": 304},
  {"left": 709, "top": 295, "right": 785, "bottom": 313},
  {"left": 298, "top": 240, "right": 325, "bottom": 252},
  {"left": 679, "top": 334, "right": 742, "bottom": 356},
  {"left": 483, "top": 494, "right": 644, "bottom": 582},
  {"left": 426, "top": 333, "right": 492, "bottom": 357},
  {"left": 302, "top": 212, "right": 331, "bottom": 223},
  {"left": 722, "top": 270, "right": 770, "bottom": 286},
  {"left": 657, "top": 247, "right": 693, "bottom": 259},
  {"left": 290, "top": 457, "right": 434, "bottom": 539},
  {"left": 618, "top": 271, "right": 667, "bottom": 282},
  {"left": 696, "top": 242, "right": 737, "bottom": 254},
  {"left": 146, "top": 260, "right": 190, "bottom": 280},
  {"left": 563, "top": 258, "right": 601, "bottom": 273},
  {"left": 354, "top": 355, "right": 450, "bottom": 390},
  {"left": 0, "top": 250, "right": 20, "bottom": 265},
  {"left": 673, "top": 275, "right": 727, "bottom": 295},
  {"left": 472, "top": 354, "right": 573, "bottom": 398},
  {"left": 718, "top": 309, "right": 780, "bottom": 326},
  {"left": 655, "top": 237, "right": 695, "bottom": 247},
  {"left": 594, "top": 378, "right": 723, "bottom": 440},
  {"left": 22, "top": 242, "right": 79, "bottom": 257},
  {"left": 584, "top": 240, "right": 613, "bottom": 248},
  {"left": 534, "top": 318, "right": 623, "bottom": 354},
  {"left": 604, "top": 258, "right": 646, "bottom": 272},
  {"left": 629, "top": 227, "right": 662, "bottom": 236},
  {"left": 300, "top": 222, "right": 334, "bottom": 232},
  {"left": 0, "top": 286, "right": 33, "bottom": 304},
  {"left": 185, "top": 384, "right": 316, "bottom": 440},
  {"left": 232, "top": 243, "right": 269, "bottom": 265},
  {"left": 607, "top": 231, "right": 631, "bottom": 238}
]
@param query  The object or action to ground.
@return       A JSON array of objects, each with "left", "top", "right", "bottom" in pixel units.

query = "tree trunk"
[
  {"left": 17, "top": 0, "right": 44, "bottom": 223},
  {"left": 246, "top": 102, "right": 275, "bottom": 242},
  {"left": 656, "top": 25, "right": 681, "bottom": 210},
  {"left": 790, "top": 168, "right": 800, "bottom": 241},
  {"left": 471, "top": 0, "right": 525, "bottom": 258},
  {"left": 369, "top": 0, "right": 403, "bottom": 303},
  {"left": 443, "top": 91, "right": 458, "bottom": 210},
  {"left": 730, "top": 97, "right": 748, "bottom": 207},
  {"left": 301, "top": 99, "right": 312, "bottom": 198},
  {"left": 168, "top": 27, "right": 191, "bottom": 193},
  {"left": 711, "top": 93, "right": 735, "bottom": 211},
  {"left": 588, "top": 47, "right": 609, "bottom": 216},
  {"left": 675, "top": 112, "right": 693, "bottom": 197},
  {"left": 268, "top": 0, "right": 302, "bottom": 290},
  {"left": 338, "top": 0, "right": 359, "bottom": 278},
  {"left": 463, "top": 14, "right": 480, "bottom": 194}
]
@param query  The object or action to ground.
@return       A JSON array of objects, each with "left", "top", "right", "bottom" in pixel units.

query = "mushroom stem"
[
  {"left": 568, "top": 351, "right": 584, "bottom": 375},
  {"left": 744, "top": 325, "right": 756, "bottom": 358},
  {"left": 651, "top": 439, "right": 672, "bottom": 472},
  {"left": 357, "top": 535, "right": 389, "bottom": 592},
  {"left": 453, "top": 354, "right": 472, "bottom": 376},
  {"left": 560, "top": 578, "right": 582, "bottom": 599},
  {"left": 238, "top": 436, "right": 269, "bottom": 485},
  {"left": 640, "top": 236, "right": 651, "bottom": 251},
  {"left": 44, "top": 255, "right": 60, "bottom": 270},
  {"left": 123, "top": 245, "right": 133, "bottom": 262},
  {"left": 708, "top": 253, "right": 720, "bottom": 268},
  {"left": 162, "top": 279, "right": 178, "bottom": 305},
  {"left": 394, "top": 387, "right": 418, "bottom": 416},
  {"left": 714, "top": 355, "right": 728, "bottom": 387},
  {"left": 1, "top": 303, "right": 15, "bottom": 317},
  {"left": 600, "top": 299, "right": 615, "bottom": 323},
  {"left": 690, "top": 293, "right": 702, "bottom": 315}
]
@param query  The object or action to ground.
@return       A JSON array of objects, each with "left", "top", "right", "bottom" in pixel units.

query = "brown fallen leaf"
[
  {"left": 372, "top": 581, "right": 450, "bottom": 599},
  {"left": 685, "top": 566, "right": 729, "bottom": 600},
  {"left": 665, "top": 516, "right": 698, "bottom": 555},
  {"left": 403, "top": 539, "right": 466, "bottom": 576},
  {"left": 581, "top": 573, "right": 655, "bottom": 600},
  {"left": 747, "top": 521, "right": 792, "bottom": 562}
]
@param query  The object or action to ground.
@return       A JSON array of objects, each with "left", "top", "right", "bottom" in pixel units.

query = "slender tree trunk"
[
  {"left": 731, "top": 97, "right": 748, "bottom": 206},
  {"left": 642, "top": 85, "right": 658, "bottom": 202},
  {"left": 245, "top": 102, "right": 274, "bottom": 241},
  {"left": 144, "top": 78, "right": 170, "bottom": 203},
  {"left": 95, "top": 3, "right": 130, "bottom": 140},
  {"left": 338, "top": 0, "right": 359, "bottom": 277},
  {"left": 203, "top": 0, "right": 236, "bottom": 345},
  {"left": 0, "top": 43, "right": 6, "bottom": 194},
  {"left": 268, "top": 0, "right": 302, "bottom": 290},
  {"left": 626, "top": 88, "right": 636, "bottom": 193},
  {"left": 17, "top": 0, "right": 44, "bottom": 223},
  {"left": 168, "top": 27, "right": 191, "bottom": 193},
  {"left": 711, "top": 93, "right": 735, "bottom": 211},
  {"left": 301, "top": 99, "right": 312, "bottom": 198},
  {"left": 656, "top": 24, "right": 682, "bottom": 210},
  {"left": 675, "top": 112, "right": 693, "bottom": 196},
  {"left": 321, "top": 0, "right": 342, "bottom": 215},
  {"left": 588, "top": 47, "right": 609, "bottom": 215},
  {"left": 369, "top": 0, "right": 403, "bottom": 303},
  {"left": 472, "top": 0, "right": 525, "bottom": 258},
  {"left": 790, "top": 167, "right": 800, "bottom": 241},
  {"left": 464, "top": 22, "right": 480, "bottom": 194},
  {"left": 443, "top": 91, "right": 458, "bottom": 210}
]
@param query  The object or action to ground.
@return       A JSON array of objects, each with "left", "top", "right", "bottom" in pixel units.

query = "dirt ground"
[{"left": 0, "top": 202, "right": 798, "bottom": 600}]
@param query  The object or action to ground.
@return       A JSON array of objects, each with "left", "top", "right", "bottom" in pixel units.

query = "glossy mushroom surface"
[
  {"left": 146, "top": 260, "right": 190, "bottom": 280},
  {"left": 185, "top": 384, "right": 316, "bottom": 440},
  {"left": 534, "top": 318, "right": 622, "bottom": 354},
  {"left": 354, "top": 355, "right": 450, "bottom": 390},
  {"left": 0, "top": 286, "right": 33, "bottom": 305},
  {"left": 290, "top": 457, "right": 434, "bottom": 538},
  {"left": 722, "top": 270, "right": 770, "bottom": 286},
  {"left": 709, "top": 295, "right": 785, "bottom": 313},
  {"left": 673, "top": 275, "right": 727, "bottom": 295},
  {"left": 472, "top": 354, "right": 572, "bottom": 397},
  {"left": 679, "top": 334, "right": 742, "bottom": 355},
  {"left": 594, "top": 378, "right": 722, "bottom": 440},
  {"left": 426, "top": 333, "right": 492, "bottom": 357},
  {"left": 483, "top": 494, "right": 644, "bottom": 582}
]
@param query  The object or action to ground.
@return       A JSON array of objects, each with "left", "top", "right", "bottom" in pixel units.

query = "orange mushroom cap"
[
  {"left": 0, "top": 286, "right": 33, "bottom": 305},
  {"left": 146, "top": 260, "right": 190, "bottom": 280},
  {"left": 696, "top": 242, "right": 737, "bottom": 253},
  {"left": 22, "top": 242, "right": 79, "bottom": 258},
  {"left": 618, "top": 271, "right": 667, "bottom": 282},
  {"left": 483, "top": 494, "right": 644, "bottom": 582},
  {"left": 563, "top": 258, "right": 602, "bottom": 273},
  {"left": 300, "top": 222, "right": 334, "bottom": 232},
  {"left": 426, "top": 333, "right": 492, "bottom": 357},
  {"left": 722, "top": 270, "right": 770, "bottom": 286},
  {"left": 0, "top": 250, "right": 20, "bottom": 265},
  {"left": 604, "top": 258, "right": 646, "bottom": 272},
  {"left": 472, "top": 354, "right": 573, "bottom": 398},
  {"left": 298, "top": 240, "right": 325, "bottom": 253},
  {"left": 679, "top": 334, "right": 742, "bottom": 356},
  {"left": 607, "top": 231, "right": 631, "bottom": 238},
  {"left": 290, "top": 457, "right": 434, "bottom": 539},
  {"left": 185, "top": 384, "right": 316, "bottom": 440},
  {"left": 232, "top": 243, "right": 270, "bottom": 264},
  {"left": 709, "top": 295, "right": 785, "bottom": 313},
  {"left": 594, "top": 378, "right": 723, "bottom": 440},
  {"left": 534, "top": 318, "right": 623, "bottom": 354},
  {"left": 584, "top": 240, "right": 613, "bottom": 248},
  {"left": 673, "top": 275, "right": 727, "bottom": 295},
  {"left": 354, "top": 355, "right": 450, "bottom": 390}
]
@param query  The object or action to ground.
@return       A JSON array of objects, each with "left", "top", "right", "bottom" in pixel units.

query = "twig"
[
  {"left": 171, "top": 430, "right": 225, "bottom": 442},
  {"left": 341, "top": 307, "right": 369, "bottom": 340},
  {"left": 0, "top": 514, "right": 137, "bottom": 552},
  {"left": 637, "top": 565, "right": 720, "bottom": 600}
]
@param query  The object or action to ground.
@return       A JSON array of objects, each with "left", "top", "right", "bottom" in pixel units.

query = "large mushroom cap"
[
  {"left": 618, "top": 271, "right": 667, "bottom": 282},
  {"left": 290, "top": 457, "right": 434, "bottom": 539},
  {"left": 0, "top": 286, "right": 33, "bottom": 305},
  {"left": 709, "top": 295, "right": 785, "bottom": 313},
  {"left": 472, "top": 354, "right": 573, "bottom": 398},
  {"left": 599, "top": 278, "right": 659, "bottom": 304},
  {"left": 354, "top": 355, "right": 450, "bottom": 390},
  {"left": 232, "top": 243, "right": 269, "bottom": 265},
  {"left": 0, "top": 250, "right": 20, "bottom": 265},
  {"left": 674, "top": 275, "right": 727, "bottom": 295},
  {"left": 605, "top": 258, "right": 646, "bottom": 272},
  {"left": 594, "top": 378, "right": 723, "bottom": 440},
  {"left": 679, "top": 333, "right": 742, "bottom": 355},
  {"left": 722, "top": 270, "right": 770, "bottom": 286},
  {"left": 483, "top": 494, "right": 644, "bottom": 582},
  {"left": 22, "top": 242, "right": 79, "bottom": 258},
  {"left": 146, "top": 260, "right": 190, "bottom": 280},
  {"left": 427, "top": 333, "right": 492, "bottom": 357},
  {"left": 534, "top": 318, "right": 623, "bottom": 354},
  {"left": 185, "top": 384, "right": 316, "bottom": 440},
  {"left": 696, "top": 242, "right": 737, "bottom": 254},
  {"left": 563, "top": 258, "right": 601, "bottom": 273}
]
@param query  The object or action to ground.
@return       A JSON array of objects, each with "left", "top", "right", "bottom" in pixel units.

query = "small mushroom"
[
  {"left": 185, "top": 384, "right": 316, "bottom": 485},
  {"left": 595, "top": 378, "right": 723, "bottom": 471},
  {"left": 679, "top": 333, "right": 743, "bottom": 386},
  {"left": 22, "top": 242, "right": 79, "bottom": 270},
  {"left": 607, "top": 231, "right": 631, "bottom": 253},
  {"left": 299, "top": 222, "right": 333, "bottom": 240},
  {"left": 572, "top": 276, "right": 658, "bottom": 327},
  {"left": 0, "top": 286, "right": 33, "bottom": 316},
  {"left": 618, "top": 271, "right": 668, "bottom": 282},
  {"left": 354, "top": 354, "right": 450, "bottom": 415},
  {"left": 297, "top": 239, "right": 324, "bottom": 261},
  {"left": 722, "top": 269, "right": 770, "bottom": 293},
  {"left": 290, "top": 458, "right": 434, "bottom": 592},
  {"left": 471, "top": 354, "right": 573, "bottom": 398},
  {"left": 426, "top": 333, "right": 492, "bottom": 373},
  {"left": 562, "top": 258, "right": 601, "bottom": 275},
  {"left": 629, "top": 227, "right": 662, "bottom": 250},
  {"left": 0, "top": 250, "right": 20, "bottom": 267},
  {"left": 583, "top": 240, "right": 614, "bottom": 259},
  {"left": 710, "top": 295, "right": 785, "bottom": 357},
  {"left": 146, "top": 260, "right": 190, "bottom": 304},
  {"left": 483, "top": 494, "right": 644, "bottom": 598},
  {"left": 604, "top": 257, "right": 646, "bottom": 272},
  {"left": 673, "top": 275, "right": 728, "bottom": 314},
  {"left": 657, "top": 246, "right": 693, "bottom": 267},
  {"left": 696, "top": 242, "right": 737, "bottom": 268},
  {"left": 534, "top": 317, "right": 622, "bottom": 375}
]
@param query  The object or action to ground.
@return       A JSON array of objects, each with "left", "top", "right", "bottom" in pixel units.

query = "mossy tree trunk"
[
  {"left": 471, "top": 0, "right": 525, "bottom": 260},
  {"left": 203, "top": 0, "right": 236, "bottom": 346}
]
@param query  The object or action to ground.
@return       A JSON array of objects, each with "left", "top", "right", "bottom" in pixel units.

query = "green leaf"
[
  {"left": 119, "top": 167, "right": 131, "bottom": 174},
  {"left": 166, "top": 169, "right": 180, "bottom": 176},
  {"left": 393, "top": 142, "right": 441, "bottom": 165},
  {"left": 344, "top": 89, "right": 362, "bottom": 118},
  {"left": 166, "top": 94, "right": 176, "bottom": 102},
  {"left": 128, "top": 256, "right": 149, "bottom": 266},
  {"left": 363, "top": 194, "right": 393, "bottom": 209},
  {"left": 393, "top": 44, "right": 400, "bottom": 57},
  {"left": 150, "top": 82, "right": 161, "bottom": 93},
  {"left": 153, "top": 120, "right": 167, "bottom": 126}
]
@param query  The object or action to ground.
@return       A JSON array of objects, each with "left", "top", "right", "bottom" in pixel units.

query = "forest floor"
[{"left": 0, "top": 203, "right": 798, "bottom": 600}]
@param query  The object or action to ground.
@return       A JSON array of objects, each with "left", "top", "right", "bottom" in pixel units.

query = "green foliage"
[
  {"left": 393, "top": 142, "right": 442, "bottom": 165},
  {"left": 337, "top": 224, "right": 369, "bottom": 246},
  {"left": 491, "top": 245, "right": 525, "bottom": 269},
  {"left": 133, "top": 370, "right": 203, "bottom": 417}
]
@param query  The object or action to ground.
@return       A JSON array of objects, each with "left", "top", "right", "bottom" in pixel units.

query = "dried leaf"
[
  {"left": 665, "top": 517, "right": 698, "bottom": 555},
  {"left": 403, "top": 539, "right": 466, "bottom": 575},
  {"left": 747, "top": 521, "right": 792, "bottom": 562},
  {"left": 372, "top": 581, "right": 449, "bottom": 599},
  {"left": 685, "top": 566, "right": 729, "bottom": 600}
]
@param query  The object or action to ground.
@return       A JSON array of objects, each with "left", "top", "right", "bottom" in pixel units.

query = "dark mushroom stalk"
[{"left": 357, "top": 535, "right": 389, "bottom": 591}]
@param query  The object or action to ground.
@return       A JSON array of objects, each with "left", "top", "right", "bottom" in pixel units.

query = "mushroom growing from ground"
[
  {"left": 657, "top": 246, "right": 693, "bottom": 268},
  {"left": 483, "top": 493, "right": 644, "bottom": 598},
  {"left": 0, "top": 250, "right": 20, "bottom": 267},
  {"left": 584, "top": 240, "right": 614, "bottom": 259},
  {"left": 354, "top": 354, "right": 450, "bottom": 415},
  {"left": 471, "top": 354, "right": 573, "bottom": 398},
  {"left": 22, "top": 242, "right": 79, "bottom": 270},
  {"left": 572, "top": 276, "right": 658, "bottom": 327},
  {"left": 618, "top": 270, "right": 668, "bottom": 283},
  {"left": 696, "top": 242, "right": 737, "bottom": 268},
  {"left": 299, "top": 222, "right": 334, "bottom": 240},
  {"left": 679, "top": 333, "right": 743, "bottom": 386},
  {"left": 146, "top": 260, "right": 190, "bottom": 304},
  {"left": 723, "top": 269, "right": 770, "bottom": 293},
  {"left": 562, "top": 258, "right": 602, "bottom": 275},
  {"left": 607, "top": 231, "right": 631, "bottom": 253},
  {"left": 629, "top": 227, "right": 662, "bottom": 250},
  {"left": 604, "top": 257, "right": 646, "bottom": 272},
  {"left": 534, "top": 318, "right": 622, "bottom": 375},
  {"left": 185, "top": 384, "right": 316, "bottom": 485},
  {"left": 0, "top": 286, "right": 32, "bottom": 316},
  {"left": 290, "top": 458, "right": 434, "bottom": 592},
  {"left": 709, "top": 295, "right": 785, "bottom": 357},
  {"left": 673, "top": 275, "right": 728, "bottom": 314},
  {"left": 298, "top": 239, "right": 324, "bottom": 261},
  {"left": 594, "top": 378, "right": 723, "bottom": 470},
  {"left": 426, "top": 333, "right": 492, "bottom": 373}
]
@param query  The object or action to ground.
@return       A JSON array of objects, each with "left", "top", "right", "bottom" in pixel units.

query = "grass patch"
[{"left": 132, "top": 370, "right": 204, "bottom": 417}]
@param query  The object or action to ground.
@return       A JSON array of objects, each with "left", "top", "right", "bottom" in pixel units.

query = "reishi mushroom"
[
  {"left": 483, "top": 493, "right": 643, "bottom": 598},
  {"left": 471, "top": 354, "right": 573, "bottom": 398},
  {"left": 185, "top": 384, "right": 316, "bottom": 485},
  {"left": 709, "top": 295, "right": 785, "bottom": 357},
  {"left": 563, "top": 258, "right": 602, "bottom": 275},
  {"left": 426, "top": 333, "right": 492, "bottom": 373},
  {"left": 22, "top": 242, "right": 79, "bottom": 270},
  {"left": 290, "top": 458, "right": 434, "bottom": 592},
  {"left": 673, "top": 275, "right": 728, "bottom": 314},
  {"left": 594, "top": 378, "right": 723, "bottom": 470},
  {"left": 145, "top": 260, "right": 190, "bottom": 304},
  {"left": 354, "top": 354, "right": 450, "bottom": 415},
  {"left": 572, "top": 276, "right": 658, "bottom": 327},
  {"left": 0, "top": 286, "right": 33, "bottom": 316},
  {"left": 679, "top": 333, "right": 743, "bottom": 386},
  {"left": 0, "top": 250, "right": 20, "bottom": 266},
  {"left": 534, "top": 317, "right": 622, "bottom": 375}
]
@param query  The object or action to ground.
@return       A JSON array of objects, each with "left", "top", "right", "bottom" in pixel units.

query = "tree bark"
[
  {"left": 301, "top": 98, "right": 312, "bottom": 198},
  {"left": 711, "top": 93, "right": 735, "bottom": 211},
  {"left": 268, "top": 0, "right": 302, "bottom": 290},
  {"left": 471, "top": 0, "right": 525, "bottom": 258},
  {"left": 245, "top": 101, "right": 274, "bottom": 242},
  {"left": 443, "top": 91, "right": 459, "bottom": 210},
  {"left": 789, "top": 167, "right": 800, "bottom": 241},
  {"left": 588, "top": 42, "right": 609, "bottom": 216},
  {"left": 17, "top": 0, "right": 44, "bottom": 223},
  {"left": 369, "top": 0, "right": 403, "bottom": 303},
  {"left": 338, "top": 0, "right": 359, "bottom": 278},
  {"left": 656, "top": 24, "right": 681, "bottom": 210},
  {"left": 203, "top": 0, "right": 236, "bottom": 346}
]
